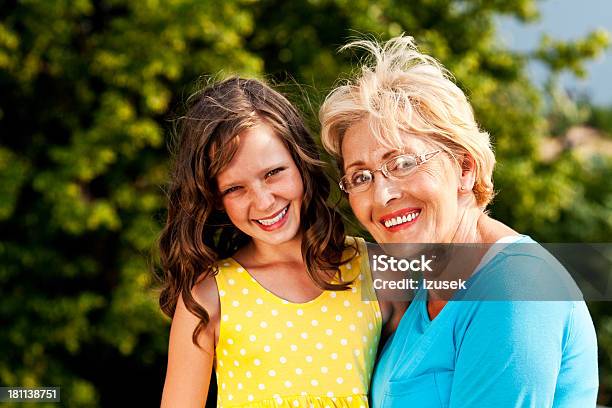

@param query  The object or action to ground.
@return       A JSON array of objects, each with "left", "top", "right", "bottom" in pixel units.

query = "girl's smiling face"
[
  {"left": 341, "top": 118, "right": 463, "bottom": 244},
  {"left": 216, "top": 121, "right": 304, "bottom": 247}
]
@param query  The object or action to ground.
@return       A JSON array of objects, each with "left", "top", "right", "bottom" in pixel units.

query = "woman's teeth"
[
  {"left": 257, "top": 206, "right": 288, "bottom": 226},
  {"left": 384, "top": 211, "right": 420, "bottom": 228}
]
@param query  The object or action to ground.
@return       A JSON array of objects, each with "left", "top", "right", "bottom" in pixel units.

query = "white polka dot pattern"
[{"left": 214, "top": 237, "right": 381, "bottom": 407}]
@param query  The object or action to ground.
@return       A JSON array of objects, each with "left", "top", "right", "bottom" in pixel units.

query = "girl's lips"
[
  {"left": 379, "top": 208, "right": 421, "bottom": 231},
  {"left": 254, "top": 204, "right": 290, "bottom": 231}
]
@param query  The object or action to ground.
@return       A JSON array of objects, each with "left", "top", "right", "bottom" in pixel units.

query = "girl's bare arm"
[{"left": 161, "top": 277, "right": 219, "bottom": 408}]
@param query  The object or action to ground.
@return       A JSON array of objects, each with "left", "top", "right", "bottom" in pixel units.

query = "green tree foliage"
[
  {"left": 0, "top": 1, "right": 261, "bottom": 406},
  {"left": 1, "top": 0, "right": 610, "bottom": 406},
  {"left": 587, "top": 104, "right": 612, "bottom": 136}
]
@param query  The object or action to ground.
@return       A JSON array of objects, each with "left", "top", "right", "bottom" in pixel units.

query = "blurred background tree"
[{"left": 0, "top": 0, "right": 610, "bottom": 406}]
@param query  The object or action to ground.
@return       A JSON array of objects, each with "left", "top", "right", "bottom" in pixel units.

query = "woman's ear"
[{"left": 458, "top": 153, "right": 476, "bottom": 193}]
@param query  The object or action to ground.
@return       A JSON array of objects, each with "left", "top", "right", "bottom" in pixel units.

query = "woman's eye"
[
  {"left": 392, "top": 156, "right": 416, "bottom": 171},
  {"left": 265, "top": 167, "right": 285, "bottom": 178},
  {"left": 351, "top": 171, "right": 372, "bottom": 186}
]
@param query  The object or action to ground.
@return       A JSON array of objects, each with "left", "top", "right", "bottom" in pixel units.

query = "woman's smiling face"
[
  {"left": 216, "top": 121, "right": 304, "bottom": 247},
  {"left": 341, "top": 119, "right": 462, "bottom": 244}
]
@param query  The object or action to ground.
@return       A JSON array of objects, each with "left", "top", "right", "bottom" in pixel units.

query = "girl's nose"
[{"left": 251, "top": 184, "right": 275, "bottom": 212}]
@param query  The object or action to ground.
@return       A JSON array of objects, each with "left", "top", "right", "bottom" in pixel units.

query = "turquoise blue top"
[{"left": 370, "top": 236, "right": 598, "bottom": 407}]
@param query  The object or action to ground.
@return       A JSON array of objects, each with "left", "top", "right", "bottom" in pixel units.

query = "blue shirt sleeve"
[
  {"left": 448, "top": 299, "right": 597, "bottom": 407},
  {"left": 449, "top": 300, "right": 566, "bottom": 407}
]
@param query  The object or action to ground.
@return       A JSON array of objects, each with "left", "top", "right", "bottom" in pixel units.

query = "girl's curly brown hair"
[{"left": 157, "top": 77, "right": 356, "bottom": 345}]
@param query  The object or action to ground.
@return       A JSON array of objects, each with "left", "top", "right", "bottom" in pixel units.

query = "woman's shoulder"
[
  {"left": 497, "top": 237, "right": 577, "bottom": 278},
  {"left": 467, "top": 235, "right": 582, "bottom": 301}
]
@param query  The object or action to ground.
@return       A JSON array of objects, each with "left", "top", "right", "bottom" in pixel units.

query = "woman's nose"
[{"left": 371, "top": 174, "right": 401, "bottom": 207}]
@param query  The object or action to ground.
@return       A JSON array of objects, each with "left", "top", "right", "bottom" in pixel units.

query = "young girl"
[{"left": 158, "top": 77, "right": 404, "bottom": 407}]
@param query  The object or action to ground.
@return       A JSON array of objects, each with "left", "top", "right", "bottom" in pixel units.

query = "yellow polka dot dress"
[{"left": 214, "top": 237, "right": 382, "bottom": 407}]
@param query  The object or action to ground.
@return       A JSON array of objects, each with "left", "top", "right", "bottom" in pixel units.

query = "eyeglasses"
[{"left": 339, "top": 150, "right": 441, "bottom": 194}]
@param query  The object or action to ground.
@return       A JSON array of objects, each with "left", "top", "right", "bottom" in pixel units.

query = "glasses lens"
[
  {"left": 344, "top": 170, "right": 373, "bottom": 193},
  {"left": 387, "top": 155, "right": 417, "bottom": 177}
]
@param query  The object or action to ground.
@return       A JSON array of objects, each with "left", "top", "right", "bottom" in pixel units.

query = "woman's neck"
[
  {"left": 450, "top": 207, "right": 485, "bottom": 244},
  {"left": 475, "top": 213, "right": 519, "bottom": 243},
  {"left": 451, "top": 208, "right": 519, "bottom": 245},
  {"left": 428, "top": 210, "right": 519, "bottom": 320}
]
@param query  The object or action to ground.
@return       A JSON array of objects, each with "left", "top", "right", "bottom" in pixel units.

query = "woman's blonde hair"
[{"left": 319, "top": 35, "right": 495, "bottom": 207}]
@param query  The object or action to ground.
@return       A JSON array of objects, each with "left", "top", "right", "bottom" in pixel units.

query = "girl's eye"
[
  {"left": 222, "top": 186, "right": 242, "bottom": 195},
  {"left": 265, "top": 167, "right": 285, "bottom": 178}
]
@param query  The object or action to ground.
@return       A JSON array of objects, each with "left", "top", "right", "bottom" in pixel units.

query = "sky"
[{"left": 496, "top": 0, "right": 612, "bottom": 105}]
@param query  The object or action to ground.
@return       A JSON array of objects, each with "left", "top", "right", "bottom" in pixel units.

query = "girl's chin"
[{"left": 255, "top": 225, "right": 301, "bottom": 245}]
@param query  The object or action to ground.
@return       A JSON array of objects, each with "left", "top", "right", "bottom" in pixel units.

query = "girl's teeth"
[
  {"left": 257, "top": 206, "right": 288, "bottom": 226},
  {"left": 383, "top": 211, "right": 420, "bottom": 228}
]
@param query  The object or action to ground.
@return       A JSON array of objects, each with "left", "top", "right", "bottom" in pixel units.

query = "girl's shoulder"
[
  {"left": 340, "top": 236, "right": 371, "bottom": 282},
  {"left": 343, "top": 235, "right": 367, "bottom": 259},
  {"left": 191, "top": 272, "right": 221, "bottom": 319},
  {"left": 213, "top": 257, "right": 245, "bottom": 279}
]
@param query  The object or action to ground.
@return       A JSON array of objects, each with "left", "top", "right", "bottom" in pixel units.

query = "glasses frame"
[{"left": 339, "top": 150, "right": 441, "bottom": 194}]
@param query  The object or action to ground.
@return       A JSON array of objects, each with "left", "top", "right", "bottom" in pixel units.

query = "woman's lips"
[
  {"left": 254, "top": 204, "right": 290, "bottom": 231},
  {"left": 379, "top": 208, "right": 421, "bottom": 231}
]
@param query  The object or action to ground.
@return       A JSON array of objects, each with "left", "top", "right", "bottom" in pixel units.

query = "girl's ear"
[
  {"left": 458, "top": 153, "right": 476, "bottom": 193},
  {"left": 215, "top": 198, "right": 225, "bottom": 212}
]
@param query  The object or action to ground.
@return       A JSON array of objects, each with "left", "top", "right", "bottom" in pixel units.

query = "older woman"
[{"left": 320, "top": 36, "right": 598, "bottom": 407}]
